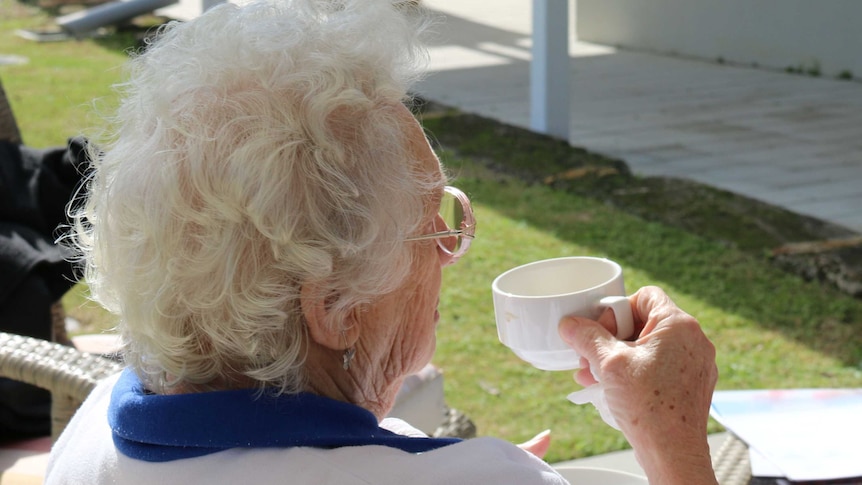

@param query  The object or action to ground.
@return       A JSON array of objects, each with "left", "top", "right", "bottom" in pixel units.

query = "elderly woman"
[{"left": 46, "top": 0, "right": 718, "bottom": 483}]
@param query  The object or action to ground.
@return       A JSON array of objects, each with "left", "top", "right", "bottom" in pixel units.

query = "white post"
[
  {"left": 202, "top": 0, "right": 226, "bottom": 11},
  {"left": 530, "top": 0, "right": 570, "bottom": 140}
]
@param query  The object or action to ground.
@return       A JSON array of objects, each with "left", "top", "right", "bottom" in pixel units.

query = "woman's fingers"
[{"left": 516, "top": 429, "right": 552, "bottom": 459}]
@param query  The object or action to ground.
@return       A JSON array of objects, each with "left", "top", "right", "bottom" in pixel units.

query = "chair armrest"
[
  {"left": 712, "top": 433, "right": 752, "bottom": 485},
  {"left": 0, "top": 332, "right": 123, "bottom": 440}
]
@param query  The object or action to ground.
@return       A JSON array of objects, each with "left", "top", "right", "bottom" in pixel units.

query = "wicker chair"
[
  {"left": 0, "top": 332, "right": 123, "bottom": 440},
  {"left": 713, "top": 433, "right": 753, "bottom": 485}
]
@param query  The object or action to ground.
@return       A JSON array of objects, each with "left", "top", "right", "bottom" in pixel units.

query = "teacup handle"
[{"left": 599, "top": 295, "right": 634, "bottom": 340}]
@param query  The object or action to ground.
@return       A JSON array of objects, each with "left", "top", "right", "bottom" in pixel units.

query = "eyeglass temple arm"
[{"left": 404, "top": 228, "right": 474, "bottom": 242}]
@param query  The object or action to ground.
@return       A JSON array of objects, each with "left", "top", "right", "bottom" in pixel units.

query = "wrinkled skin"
[{"left": 557, "top": 286, "right": 719, "bottom": 484}]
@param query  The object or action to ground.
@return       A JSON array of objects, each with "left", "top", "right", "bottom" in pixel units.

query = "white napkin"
[{"left": 566, "top": 367, "right": 620, "bottom": 430}]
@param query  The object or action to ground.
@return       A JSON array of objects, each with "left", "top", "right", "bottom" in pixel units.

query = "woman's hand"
[
  {"left": 558, "top": 286, "right": 718, "bottom": 485},
  {"left": 517, "top": 429, "right": 551, "bottom": 459}
]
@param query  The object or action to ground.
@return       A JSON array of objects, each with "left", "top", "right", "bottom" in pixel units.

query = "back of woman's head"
[{"left": 74, "top": 0, "right": 438, "bottom": 394}]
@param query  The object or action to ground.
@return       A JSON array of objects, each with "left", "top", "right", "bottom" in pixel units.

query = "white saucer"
[{"left": 553, "top": 466, "right": 648, "bottom": 484}]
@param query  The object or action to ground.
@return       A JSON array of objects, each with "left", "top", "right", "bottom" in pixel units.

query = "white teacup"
[{"left": 492, "top": 257, "right": 634, "bottom": 371}]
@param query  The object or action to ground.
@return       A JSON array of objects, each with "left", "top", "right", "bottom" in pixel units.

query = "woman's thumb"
[
  {"left": 517, "top": 429, "right": 551, "bottom": 459},
  {"left": 558, "top": 315, "right": 614, "bottom": 364}
]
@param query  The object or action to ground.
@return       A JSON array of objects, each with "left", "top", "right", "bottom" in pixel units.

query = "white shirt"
[{"left": 46, "top": 373, "right": 568, "bottom": 484}]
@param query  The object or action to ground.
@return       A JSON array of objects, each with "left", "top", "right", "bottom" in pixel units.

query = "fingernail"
[{"left": 527, "top": 429, "right": 551, "bottom": 444}]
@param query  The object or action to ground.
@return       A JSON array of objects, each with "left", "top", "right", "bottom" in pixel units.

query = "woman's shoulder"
[
  {"left": 45, "top": 370, "right": 123, "bottom": 484},
  {"left": 300, "top": 436, "right": 569, "bottom": 484},
  {"left": 171, "top": 438, "right": 568, "bottom": 484}
]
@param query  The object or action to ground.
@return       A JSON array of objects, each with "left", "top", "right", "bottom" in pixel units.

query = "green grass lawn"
[
  {"left": 3, "top": 0, "right": 861, "bottom": 464},
  {"left": 0, "top": 1, "right": 135, "bottom": 147}
]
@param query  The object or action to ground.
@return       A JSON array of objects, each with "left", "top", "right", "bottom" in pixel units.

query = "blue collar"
[{"left": 109, "top": 368, "right": 461, "bottom": 462}]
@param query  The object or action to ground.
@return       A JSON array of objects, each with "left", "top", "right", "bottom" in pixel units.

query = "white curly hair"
[{"left": 73, "top": 0, "right": 441, "bottom": 394}]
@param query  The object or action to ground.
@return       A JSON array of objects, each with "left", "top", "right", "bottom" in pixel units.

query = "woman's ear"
[{"left": 300, "top": 284, "right": 360, "bottom": 350}]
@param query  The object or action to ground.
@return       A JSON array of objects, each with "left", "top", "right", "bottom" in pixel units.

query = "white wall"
[
  {"left": 157, "top": 0, "right": 225, "bottom": 21},
  {"left": 577, "top": 0, "right": 862, "bottom": 78}
]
